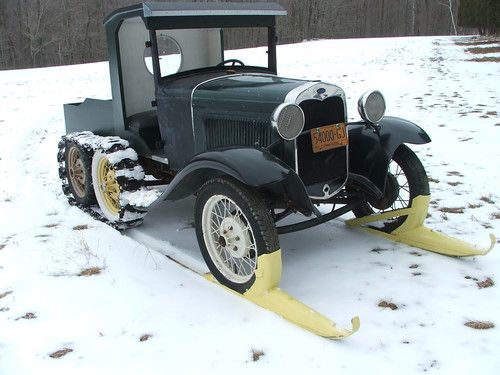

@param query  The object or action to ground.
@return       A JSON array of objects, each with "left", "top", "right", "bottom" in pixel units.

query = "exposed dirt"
[
  {"left": 73, "top": 224, "right": 89, "bottom": 231},
  {"left": 378, "top": 301, "right": 398, "bottom": 310},
  {"left": 466, "top": 47, "right": 500, "bottom": 55},
  {"left": 139, "top": 334, "right": 152, "bottom": 342},
  {"left": 464, "top": 321, "right": 495, "bottom": 330},
  {"left": 251, "top": 348, "right": 265, "bottom": 362},
  {"left": 480, "top": 196, "right": 495, "bottom": 204},
  {"left": 0, "top": 291, "right": 13, "bottom": 299},
  {"left": 78, "top": 267, "right": 102, "bottom": 277},
  {"left": 477, "top": 277, "right": 494, "bottom": 289},
  {"left": 468, "top": 203, "right": 482, "bottom": 209},
  {"left": 468, "top": 57, "right": 500, "bottom": 63},
  {"left": 490, "top": 212, "right": 500, "bottom": 220},
  {"left": 49, "top": 348, "right": 73, "bottom": 358},
  {"left": 439, "top": 207, "right": 465, "bottom": 214},
  {"left": 15, "top": 312, "right": 36, "bottom": 320}
]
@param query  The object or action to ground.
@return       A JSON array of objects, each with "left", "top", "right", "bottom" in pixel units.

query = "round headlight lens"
[
  {"left": 358, "top": 90, "right": 386, "bottom": 124},
  {"left": 271, "top": 103, "right": 305, "bottom": 141}
]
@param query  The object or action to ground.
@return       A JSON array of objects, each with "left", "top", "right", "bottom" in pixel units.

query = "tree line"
[{"left": 0, "top": 0, "right": 485, "bottom": 71}]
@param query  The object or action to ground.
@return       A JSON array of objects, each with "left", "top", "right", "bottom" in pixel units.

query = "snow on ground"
[{"left": 0, "top": 36, "right": 499, "bottom": 374}]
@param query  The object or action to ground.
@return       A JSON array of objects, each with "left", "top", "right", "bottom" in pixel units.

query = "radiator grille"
[
  {"left": 297, "top": 96, "right": 347, "bottom": 186},
  {"left": 204, "top": 117, "right": 272, "bottom": 149}
]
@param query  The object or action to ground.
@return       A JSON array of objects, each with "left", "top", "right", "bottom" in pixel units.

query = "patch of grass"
[
  {"left": 459, "top": 137, "right": 473, "bottom": 142},
  {"left": 0, "top": 291, "right": 13, "bottom": 299},
  {"left": 412, "top": 272, "right": 423, "bottom": 276},
  {"left": 378, "top": 300, "right": 398, "bottom": 310},
  {"left": 465, "top": 275, "right": 478, "bottom": 281},
  {"left": 409, "top": 264, "right": 419, "bottom": 269},
  {"left": 447, "top": 171, "right": 464, "bottom": 177},
  {"left": 486, "top": 111, "right": 498, "bottom": 116},
  {"left": 464, "top": 321, "right": 495, "bottom": 330},
  {"left": 16, "top": 312, "right": 36, "bottom": 320},
  {"left": 409, "top": 251, "right": 423, "bottom": 257},
  {"left": 78, "top": 267, "right": 102, "bottom": 277},
  {"left": 139, "top": 334, "right": 152, "bottom": 342},
  {"left": 371, "top": 247, "right": 392, "bottom": 254},
  {"left": 49, "top": 348, "right": 73, "bottom": 358},
  {"left": 439, "top": 207, "right": 465, "bottom": 214},
  {"left": 466, "top": 46, "right": 500, "bottom": 55},
  {"left": 0, "top": 244, "right": 5, "bottom": 250},
  {"left": 468, "top": 57, "right": 500, "bottom": 63},
  {"left": 468, "top": 203, "right": 482, "bottom": 209},
  {"left": 251, "top": 348, "right": 265, "bottom": 362},
  {"left": 44, "top": 223, "right": 59, "bottom": 228},
  {"left": 428, "top": 177, "right": 440, "bottom": 183},
  {"left": 455, "top": 39, "right": 500, "bottom": 46},
  {"left": 489, "top": 212, "right": 500, "bottom": 220},
  {"left": 477, "top": 277, "right": 494, "bottom": 289},
  {"left": 447, "top": 181, "right": 463, "bottom": 186},
  {"left": 73, "top": 224, "right": 89, "bottom": 231},
  {"left": 0, "top": 307, "right": 10, "bottom": 312},
  {"left": 480, "top": 195, "right": 494, "bottom": 204}
]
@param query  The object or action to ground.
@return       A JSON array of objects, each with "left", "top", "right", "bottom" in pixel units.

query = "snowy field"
[{"left": 1, "top": 36, "right": 499, "bottom": 374}]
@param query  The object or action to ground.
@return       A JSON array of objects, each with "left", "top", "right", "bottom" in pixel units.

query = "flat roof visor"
[{"left": 142, "top": 2, "right": 287, "bottom": 17}]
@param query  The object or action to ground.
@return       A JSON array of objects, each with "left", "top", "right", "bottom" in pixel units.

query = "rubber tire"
[
  {"left": 353, "top": 144, "right": 429, "bottom": 232},
  {"left": 64, "top": 141, "right": 96, "bottom": 206},
  {"left": 195, "top": 177, "right": 279, "bottom": 294}
]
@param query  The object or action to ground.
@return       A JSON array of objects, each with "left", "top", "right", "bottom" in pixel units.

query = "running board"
[
  {"left": 345, "top": 195, "right": 495, "bottom": 257},
  {"left": 206, "top": 251, "right": 360, "bottom": 339}
]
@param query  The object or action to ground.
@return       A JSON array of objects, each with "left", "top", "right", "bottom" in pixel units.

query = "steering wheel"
[{"left": 217, "top": 59, "right": 245, "bottom": 67}]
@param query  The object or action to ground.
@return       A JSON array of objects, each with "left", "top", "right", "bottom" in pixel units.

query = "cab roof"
[{"left": 104, "top": 2, "right": 286, "bottom": 29}]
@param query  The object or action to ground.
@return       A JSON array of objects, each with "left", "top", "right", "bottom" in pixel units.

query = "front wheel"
[
  {"left": 353, "top": 144, "right": 429, "bottom": 232},
  {"left": 195, "top": 178, "right": 279, "bottom": 294}
]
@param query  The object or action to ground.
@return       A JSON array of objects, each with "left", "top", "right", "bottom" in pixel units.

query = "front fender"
[
  {"left": 348, "top": 116, "right": 431, "bottom": 192},
  {"left": 154, "top": 147, "right": 314, "bottom": 216}
]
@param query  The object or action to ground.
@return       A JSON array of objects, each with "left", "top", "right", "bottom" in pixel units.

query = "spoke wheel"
[
  {"left": 64, "top": 141, "right": 95, "bottom": 205},
  {"left": 195, "top": 178, "right": 279, "bottom": 293},
  {"left": 92, "top": 150, "right": 125, "bottom": 222},
  {"left": 202, "top": 195, "right": 257, "bottom": 284},
  {"left": 353, "top": 144, "right": 429, "bottom": 232},
  {"left": 96, "top": 157, "right": 121, "bottom": 215}
]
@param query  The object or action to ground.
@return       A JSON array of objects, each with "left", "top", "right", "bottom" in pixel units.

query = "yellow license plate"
[{"left": 311, "top": 123, "right": 348, "bottom": 153}]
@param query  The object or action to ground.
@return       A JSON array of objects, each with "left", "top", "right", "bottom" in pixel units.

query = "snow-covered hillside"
[{"left": 1, "top": 36, "right": 499, "bottom": 374}]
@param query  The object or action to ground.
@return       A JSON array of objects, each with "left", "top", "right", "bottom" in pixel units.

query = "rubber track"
[{"left": 58, "top": 132, "right": 147, "bottom": 230}]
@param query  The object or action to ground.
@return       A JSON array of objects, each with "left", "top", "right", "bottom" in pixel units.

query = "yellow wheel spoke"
[{"left": 96, "top": 156, "right": 121, "bottom": 215}]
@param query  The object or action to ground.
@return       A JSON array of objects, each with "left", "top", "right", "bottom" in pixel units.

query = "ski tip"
[
  {"left": 351, "top": 316, "right": 361, "bottom": 333},
  {"left": 485, "top": 233, "right": 496, "bottom": 254}
]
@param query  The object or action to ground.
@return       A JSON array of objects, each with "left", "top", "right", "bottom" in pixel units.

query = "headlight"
[
  {"left": 358, "top": 90, "right": 386, "bottom": 124},
  {"left": 271, "top": 103, "right": 305, "bottom": 141}
]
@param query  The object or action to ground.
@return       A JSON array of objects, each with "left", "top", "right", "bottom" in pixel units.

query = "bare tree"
[
  {"left": 439, "top": 0, "right": 458, "bottom": 35},
  {"left": 15, "top": 0, "right": 60, "bottom": 66}
]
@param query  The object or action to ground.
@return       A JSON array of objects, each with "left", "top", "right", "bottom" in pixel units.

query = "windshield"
[
  {"left": 222, "top": 27, "right": 270, "bottom": 68},
  {"left": 148, "top": 27, "right": 272, "bottom": 78}
]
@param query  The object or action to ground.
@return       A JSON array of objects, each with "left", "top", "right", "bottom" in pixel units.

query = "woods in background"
[{"left": 0, "top": 0, "right": 486, "bottom": 70}]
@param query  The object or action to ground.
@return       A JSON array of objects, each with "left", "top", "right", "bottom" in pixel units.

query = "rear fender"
[
  {"left": 154, "top": 147, "right": 314, "bottom": 216},
  {"left": 348, "top": 116, "right": 431, "bottom": 194}
]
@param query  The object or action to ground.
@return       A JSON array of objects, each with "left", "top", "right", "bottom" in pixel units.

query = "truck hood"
[{"left": 192, "top": 73, "right": 309, "bottom": 111}]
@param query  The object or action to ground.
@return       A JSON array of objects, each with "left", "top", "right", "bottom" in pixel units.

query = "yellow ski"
[
  {"left": 206, "top": 251, "right": 360, "bottom": 339},
  {"left": 346, "top": 195, "right": 495, "bottom": 257}
]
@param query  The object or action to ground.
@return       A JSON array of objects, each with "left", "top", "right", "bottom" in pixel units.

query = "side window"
[{"left": 144, "top": 33, "right": 182, "bottom": 76}]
